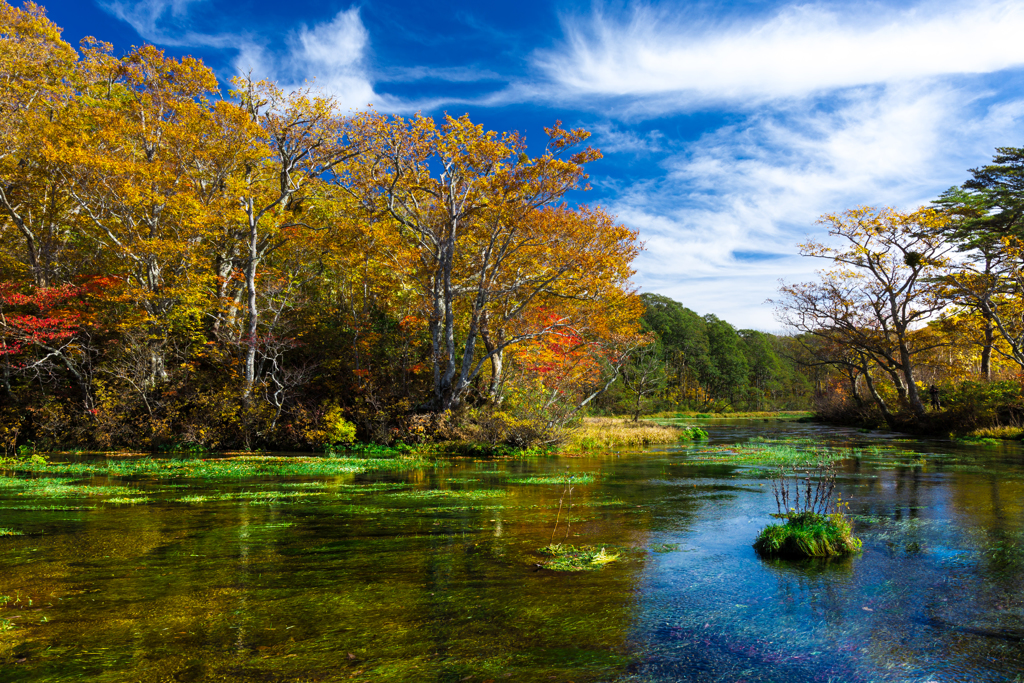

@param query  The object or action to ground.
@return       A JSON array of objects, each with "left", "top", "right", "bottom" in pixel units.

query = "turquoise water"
[{"left": 1, "top": 421, "right": 1022, "bottom": 681}]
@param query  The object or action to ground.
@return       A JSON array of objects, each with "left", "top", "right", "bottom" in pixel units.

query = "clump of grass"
[
  {"left": 967, "top": 425, "right": 1024, "bottom": 440},
  {"left": 105, "top": 496, "right": 152, "bottom": 505},
  {"left": 536, "top": 543, "right": 620, "bottom": 571},
  {"left": 176, "top": 495, "right": 210, "bottom": 504},
  {"left": 564, "top": 417, "right": 698, "bottom": 450},
  {"left": 753, "top": 512, "right": 861, "bottom": 559},
  {"left": 0, "top": 527, "right": 23, "bottom": 536},
  {"left": 754, "top": 462, "right": 861, "bottom": 559},
  {"left": 680, "top": 426, "right": 709, "bottom": 440}
]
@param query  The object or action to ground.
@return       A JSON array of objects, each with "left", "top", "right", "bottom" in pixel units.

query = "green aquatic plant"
[
  {"left": 105, "top": 497, "right": 152, "bottom": 505},
  {"left": 0, "top": 527, "right": 23, "bottom": 536},
  {"left": 690, "top": 438, "right": 856, "bottom": 466},
  {"left": 951, "top": 435, "right": 1002, "bottom": 446},
  {"left": 0, "top": 475, "right": 139, "bottom": 498},
  {"left": 508, "top": 473, "right": 596, "bottom": 485},
  {"left": 7, "top": 454, "right": 438, "bottom": 480},
  {"left": 536, "top": 544, "right": 620, "bottom": 571},
  {"left": 650, "top": 543, "right": 680, "bottom": 553},
  {"left": 175, "top": 495, "right": 210, "bottom": 504},
  {"left": 754, "top": 462, "right": 861, "bottom": 559},
  {"left": 387, "top": 489, "right": 507, "bottom": 500},
  {"left": 679, "top": 426, "right": 709, "bottom": 440},
  {"left": 753, "top": 512, "right": 862, "bottom": 559}
]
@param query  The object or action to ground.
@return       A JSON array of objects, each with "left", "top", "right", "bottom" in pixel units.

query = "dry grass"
[
  {"left": 563, "top": 417, "right": 691, "bottom": 450},
  {"left": 649, "top": 410, "right": 812, "bottom": 420},
  {"left": 966, "top": 425, "right": 1024, "bottom": 440}
]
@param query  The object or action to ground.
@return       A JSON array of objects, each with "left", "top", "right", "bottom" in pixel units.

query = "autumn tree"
[
  {"left": 934, "top": 147, "right": 1024, "bottom": 373},
  {"left": 775, "top": 207, "right": 953, "bottom": 419},
  {"left": 227, "top": 79, "right": 359, "bottom": 399},
  {"left": 0, "top": 2, "right": 84, "bottom": 288},
  {"left": 345, "top": 113, "right": 641, "bottom": 411}
]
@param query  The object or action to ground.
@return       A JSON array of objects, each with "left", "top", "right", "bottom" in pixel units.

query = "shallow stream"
[{"left": 1, "top": 420, "right": 1023, "bottom": 682}]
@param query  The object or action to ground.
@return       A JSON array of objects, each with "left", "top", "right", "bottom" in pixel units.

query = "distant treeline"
[{"left": 593, "top": 294, "right": 818, "bottom": 418}]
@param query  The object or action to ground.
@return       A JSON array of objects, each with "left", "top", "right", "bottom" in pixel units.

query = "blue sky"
[{"left": 38, "top": 0, "right": 1024, "bottom": 330}]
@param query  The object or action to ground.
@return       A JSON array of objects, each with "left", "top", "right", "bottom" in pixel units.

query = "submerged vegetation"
[
  {"left": 689, "top": 437, "right": 857, "bottom": 466},
  {"left": 536, "top": 544, "right": 621, "bottom": 571},
  {"left": 3, "top": 453, "right": 438, "bottom": 479}
]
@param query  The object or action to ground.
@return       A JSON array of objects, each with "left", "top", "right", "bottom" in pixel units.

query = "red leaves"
[{"left": 0, "top": 284, "right": 83, "bottom": 359}]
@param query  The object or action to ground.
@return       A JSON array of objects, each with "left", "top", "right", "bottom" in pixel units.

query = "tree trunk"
[
  {"left": 243, "top": 213, "right": 259, "bottom": 401},
  {"left": 981, "top": 311, "right": 994, "bottom": 381},
  {"left": 861, "top": 360, "right": 896, "bottom": 429},
  {"left": 898, "top": 342, "right": 927, "bottom": 418}
]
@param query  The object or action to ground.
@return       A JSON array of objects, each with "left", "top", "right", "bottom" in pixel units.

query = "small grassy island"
[
  {"left": 753, "top": 511, "right": 861, "bottom": 559},
  {"left": 536, "top": 543, "right": 621, "bottom": 571},
  {"left": 753, "top": 462, "right": 862, "bottom": 560}
]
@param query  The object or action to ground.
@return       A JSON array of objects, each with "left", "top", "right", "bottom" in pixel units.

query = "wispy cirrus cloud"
[
  {"left": 588, "top": 122, "right": 667, "bottom": 154},
  {"left": 379, "top": 65, "right": 505, "bottom": 84},
  {"left": 100, "top": 0, "right": 237, "bottom": 47},
  {"left": 534, "top": 0, "right": 1024, "bottom": 106}
]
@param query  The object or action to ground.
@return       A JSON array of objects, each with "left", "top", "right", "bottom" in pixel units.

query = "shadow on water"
[{"left": 0, "top": 419, "right": 1022, "bottom": 681}]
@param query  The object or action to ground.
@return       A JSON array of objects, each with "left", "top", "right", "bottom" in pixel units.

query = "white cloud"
[
  {"left": 589, "top": 122, "right": 666, "bottom": 154},
  {"left": 101, "top": 1, "right": 389, "bottom": 111},
  {"left": 379, "top": 65, "right": 505, "bottom": 83},
  {"left": 233, "top": 8, "right": 388, "bottom": 111},
  {"left": 619, "top": 84, "right": 1024, "bottom": 328},
  {"left": 100, "top": 0, "right": 237, "bottom": 47},
  {"left": 536, "top": 0, "right": 1024, "bottom": 105}
]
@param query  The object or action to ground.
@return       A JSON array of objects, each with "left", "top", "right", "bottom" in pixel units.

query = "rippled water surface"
[{"left": 1, "top": 420, "right": 1023, "bottom": 682}]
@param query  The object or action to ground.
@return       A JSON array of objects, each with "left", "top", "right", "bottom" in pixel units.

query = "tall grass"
[
  {"left": 564, "top": 417, "right": 706, "bottom": 450},
  {"left": 966, "top": 425, "right": 1024, "bottom": 440}
]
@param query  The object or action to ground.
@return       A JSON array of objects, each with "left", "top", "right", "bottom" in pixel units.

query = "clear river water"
[{"left": 1, "top": 420, "right": 1022, "bottom": 682}]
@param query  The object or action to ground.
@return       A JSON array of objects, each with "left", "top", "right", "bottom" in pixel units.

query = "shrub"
[{"left": 305, "top": 402, "right": 357, "bottom": 449}]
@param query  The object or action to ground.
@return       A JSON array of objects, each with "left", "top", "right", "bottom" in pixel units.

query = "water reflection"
[{"left": 0, "top": 421, "right": 1022, "bottom": 681}]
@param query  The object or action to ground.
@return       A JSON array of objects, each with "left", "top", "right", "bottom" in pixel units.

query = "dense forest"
[{"left": 593, "top": 294, "right": 817, "bottom": 418}]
